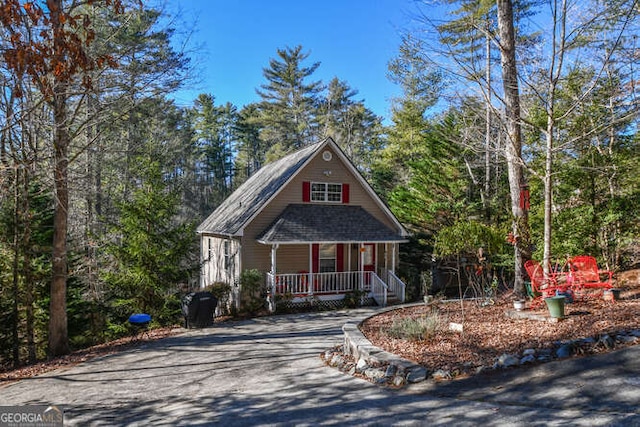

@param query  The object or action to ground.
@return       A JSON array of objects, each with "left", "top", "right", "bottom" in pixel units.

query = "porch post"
[
  {"left": 270, "top": 244, "right": 278, "bottom": 276},
  {"left": 359, "top": 242, "right": 364, "bottom": 292},
  {"left": 392, "top": 244, "right": 396, "bottom": 274},
  {"left": 268, "top": 244, "right": 278, "bottom": 313},
  {"left": 384, "top": 243, "right": 388, "bottom": 277},
  {"left": 308, "top": 244, "right": 313, "bottom": 295}
]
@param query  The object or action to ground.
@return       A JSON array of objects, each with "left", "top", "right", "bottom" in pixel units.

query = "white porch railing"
[
  {"left": 370, "top": 272, "right": 388, "bottom": 306},
  {"left": 268, "top": 271, "right": 371, "bottom": 295},
  {"left": 387, "top": 270, "right": 406, "bottom": 303},
  {"left": 266, "top": 270, "right": 406, "bottom": 312}
]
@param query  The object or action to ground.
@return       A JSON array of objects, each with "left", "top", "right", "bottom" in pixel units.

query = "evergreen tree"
[
  {"left": 317, "top": 78, "right": 385, "bottom": 174},
  {"left": 102, "top": 159, "right": 196, "bottom": 328},
  {"left": 256, "top": 45, "right": 322, "bottom": 158},
  {"left": 234, "top": 103, "right": 266, "bottom": 182},
  {"left": 188, "top": 94, "right": 238, "bottom": 216}
]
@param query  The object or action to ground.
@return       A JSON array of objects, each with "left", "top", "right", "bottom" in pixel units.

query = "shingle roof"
[
  {"left": 256, "top": 204, "right": 406, "bottom": 244},
  {"left": 197, "top": 141, "right": 322, "bottom": 235}
]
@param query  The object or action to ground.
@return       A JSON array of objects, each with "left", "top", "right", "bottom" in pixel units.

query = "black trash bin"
[{"left": 182, "top": 291, "right": 217, "bottom": 328}]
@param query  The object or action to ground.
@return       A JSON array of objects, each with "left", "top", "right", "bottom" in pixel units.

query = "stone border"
[
  {"left": 340, "top": 303, "right": 428, "bottom": 386},
  {"left": 334, "top": 302, "right": 640, "bottom": 387}
]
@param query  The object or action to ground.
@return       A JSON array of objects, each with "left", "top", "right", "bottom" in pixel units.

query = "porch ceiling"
[{"left": 256, "top": 204, "right": 407, "bottom": 244}]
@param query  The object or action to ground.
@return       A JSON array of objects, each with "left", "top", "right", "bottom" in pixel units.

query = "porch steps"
[{"left": 382, "top": 291, "right": 402, "bottom": 306}]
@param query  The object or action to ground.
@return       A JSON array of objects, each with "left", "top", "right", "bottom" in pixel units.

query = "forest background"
[{"left": 1, "top": 0, "right": 639, "bottom": 368}]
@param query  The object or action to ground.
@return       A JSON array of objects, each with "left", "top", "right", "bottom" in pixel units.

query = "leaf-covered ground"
[
  {"left": 0, "top": 327, "right": 180, "bottom": 384},
  {"left": 359, "top": 269, "right": 640, "bottom": 379}
]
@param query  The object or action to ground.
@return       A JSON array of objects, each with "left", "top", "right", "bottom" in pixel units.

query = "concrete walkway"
[{"left": 1, "top": 307, "right": 639, "bottom": 426}]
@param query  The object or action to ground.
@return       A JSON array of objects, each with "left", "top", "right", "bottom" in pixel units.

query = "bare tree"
[{"left": 496, "top": 0, "right": 530, "bottom": 295}]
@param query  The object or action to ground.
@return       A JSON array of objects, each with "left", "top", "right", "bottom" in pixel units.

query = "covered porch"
[
  {"left": 257, "top": 204, "right": 408, "bottom": 311},
  {"left": 266, "top": 268, "right": 407, "bottom": 308}
]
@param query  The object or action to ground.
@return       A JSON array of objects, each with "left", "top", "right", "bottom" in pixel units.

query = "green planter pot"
[{"left": 544, "top": 295, "right": 566, "bottom": 318}]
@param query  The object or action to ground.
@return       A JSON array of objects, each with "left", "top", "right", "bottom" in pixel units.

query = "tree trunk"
[
  {"left": 12, "top": 168, "right": 20, "bottom": 367},
  {"left": 49, "top": 80, "right": 71, "bottom": 357},
  {"left": 496, "top": 0, "right": 530, "bottom": 296},
  {"left": 22, "top": 166, "right": 36, "bottom": 364},
  {"left": 484, "top": 17, "right": 492, "bottom": 219}
]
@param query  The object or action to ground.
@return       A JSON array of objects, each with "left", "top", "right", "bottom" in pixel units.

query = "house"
[{"left": 197, "top": 137, "right": 409, "bottom": 311}]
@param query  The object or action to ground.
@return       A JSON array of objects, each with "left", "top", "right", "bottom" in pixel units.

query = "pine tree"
[
  {"left": 317, "top": 78, "right": 385, "bottom": 173},
  {"left": 102, "top": 158, "right": 196, "bottom": 327},
  {"left": 256, "top": 45, "right": 322, "bottom": 158}
]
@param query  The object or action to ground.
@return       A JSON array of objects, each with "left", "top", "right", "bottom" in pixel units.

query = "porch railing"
[
  {"left": 268, "top": 271, "right": 371, "bottom": 296},
  {"left": 370, "top": 272, "right": 388, "bottom": 306},
  {"left": 266, "top": 270, "right": 406, "bottom": 312},
  {"left": 387, "top": 270, "right": 406, "bottom": 303}
]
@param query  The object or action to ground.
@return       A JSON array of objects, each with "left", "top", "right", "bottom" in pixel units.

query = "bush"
[
  {"left": 239, "top": 269, "right": 266, "bottom": 314},
  {"left": 206, "top": 282, "right": 232, "bottom": 315},
  {"left": 344, "top": 289, "right": 368, "bottom": 308},
  {"left": 386, "top": 310, "right": 444, "bottom": 341}
]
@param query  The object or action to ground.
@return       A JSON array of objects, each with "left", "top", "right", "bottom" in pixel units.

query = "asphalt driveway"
[{"left": 1, "top": 307, "right": 639, "bottom": 426}]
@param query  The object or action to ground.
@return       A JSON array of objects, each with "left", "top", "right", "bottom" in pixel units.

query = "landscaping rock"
[
  {"left": 520, "top": 354, "right": 536, "bottom": 364},
  {"left": 406, "top": 367, "right": 428, "bottom": 383},
  {"left": 498, "top": 353, "right": 519, "bottom": 367},
  {"left": 599, "top": 334, "right": 614, "bottom": 349},
  {"left": 385, "top": 364, "right": 397, "bottom": 378},
  {"left": 355, "top": 357, "right": 368, "bottom": 372},
  {"left": 556, "top": 344, "right": 573, "bottom": 358},
  {"left": 432, "top": 369, "right": 452, "bottom": 381},
  {"left": 392, "top": 375, "right": 405, "bottom": 387},
  {"left": 364, "top": 367, "right": 386, "bottom": 380},
  {"left": 330, "top": 354, "right": 344, "bottom": 368}
]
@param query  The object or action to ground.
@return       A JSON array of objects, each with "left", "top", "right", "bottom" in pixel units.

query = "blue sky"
[{"left": 166, "top": 0, "right": 419, "bottom": 122}]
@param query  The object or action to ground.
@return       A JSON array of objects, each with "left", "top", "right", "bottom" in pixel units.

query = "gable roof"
[
  {"left": 257, "top": 204, "right": 406, "bottom": 244},
  {"left": 197, "top": 137, "right": 407, "bottom": 238},
  {"left": 196, "top": 141, "right": 319, "bottom": 236}
]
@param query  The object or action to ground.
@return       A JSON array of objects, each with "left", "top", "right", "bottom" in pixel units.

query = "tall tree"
[
  {"left": 256, "top": 45, "right": 322, "bottom": 158},
  {"left": 317, "top": 77, "right": 385, "bottom": 173},
  {"left": 234, "top": 103, "right": 266, "bottom": 181},
  {"left": 1, "top": 0, "right": 126, "bottom": 356},
  {"left": 189, "top": 94, "right": 238, "bottom": 215},
  {"left": 102, "top": 158, "right": 196, "bottom": 324},
  {"left": 495, "top": 0, "right": 530, "bottom": 296}
]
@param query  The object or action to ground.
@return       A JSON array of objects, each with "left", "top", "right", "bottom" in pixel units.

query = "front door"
[{"left": 362, "top": 243, "right": 375, "bottom": 278}]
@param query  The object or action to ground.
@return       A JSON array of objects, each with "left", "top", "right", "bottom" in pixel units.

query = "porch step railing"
[
  {"left": 387, "top": 270, "right": 406, "bottom": 303},
  {"left": 370, "top": 272, "right": 388, "bottom": 306}
]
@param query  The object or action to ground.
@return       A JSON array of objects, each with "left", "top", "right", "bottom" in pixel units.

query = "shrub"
[
  {"left": 206, "top": 282, "right": 232, "bottom": 315},
  {"left": 344, "top": 289, "right": 368, "bottom": 308},
  {"left": 239, "top": 269, "right": 266, "bottom": 314}
]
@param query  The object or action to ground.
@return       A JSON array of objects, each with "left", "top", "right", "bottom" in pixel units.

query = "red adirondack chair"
[
  {"left": 524, "top": 260, "right": 565, "bottom": 309},
  {"left": 567, "top": 255, "right": 613, "bottom": 296}
]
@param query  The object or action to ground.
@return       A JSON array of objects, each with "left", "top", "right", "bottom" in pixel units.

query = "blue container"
[
  {"left": 556, "top": 289, "right": 573, "bottom": 303},
  {"left": 128, "top": 313, "right": 151, "bottom": 324}
]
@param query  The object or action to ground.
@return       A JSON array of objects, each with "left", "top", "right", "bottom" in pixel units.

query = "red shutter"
[
  {"left": 303, "top": 181, "right": 311, "bottom": 202},
  {"left": 336, "top": 244, "right": 344, "bottom": 272},
  {"left": 312, "top": 244, "right": 319, "bottom": 273},
  {"left": 342, "top": 183, "right": 349, "bottom": 203}
]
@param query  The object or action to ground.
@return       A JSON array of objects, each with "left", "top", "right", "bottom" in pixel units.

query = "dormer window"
[{"left": 311, "top": 182, "right": 342, "bottom": 202}]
